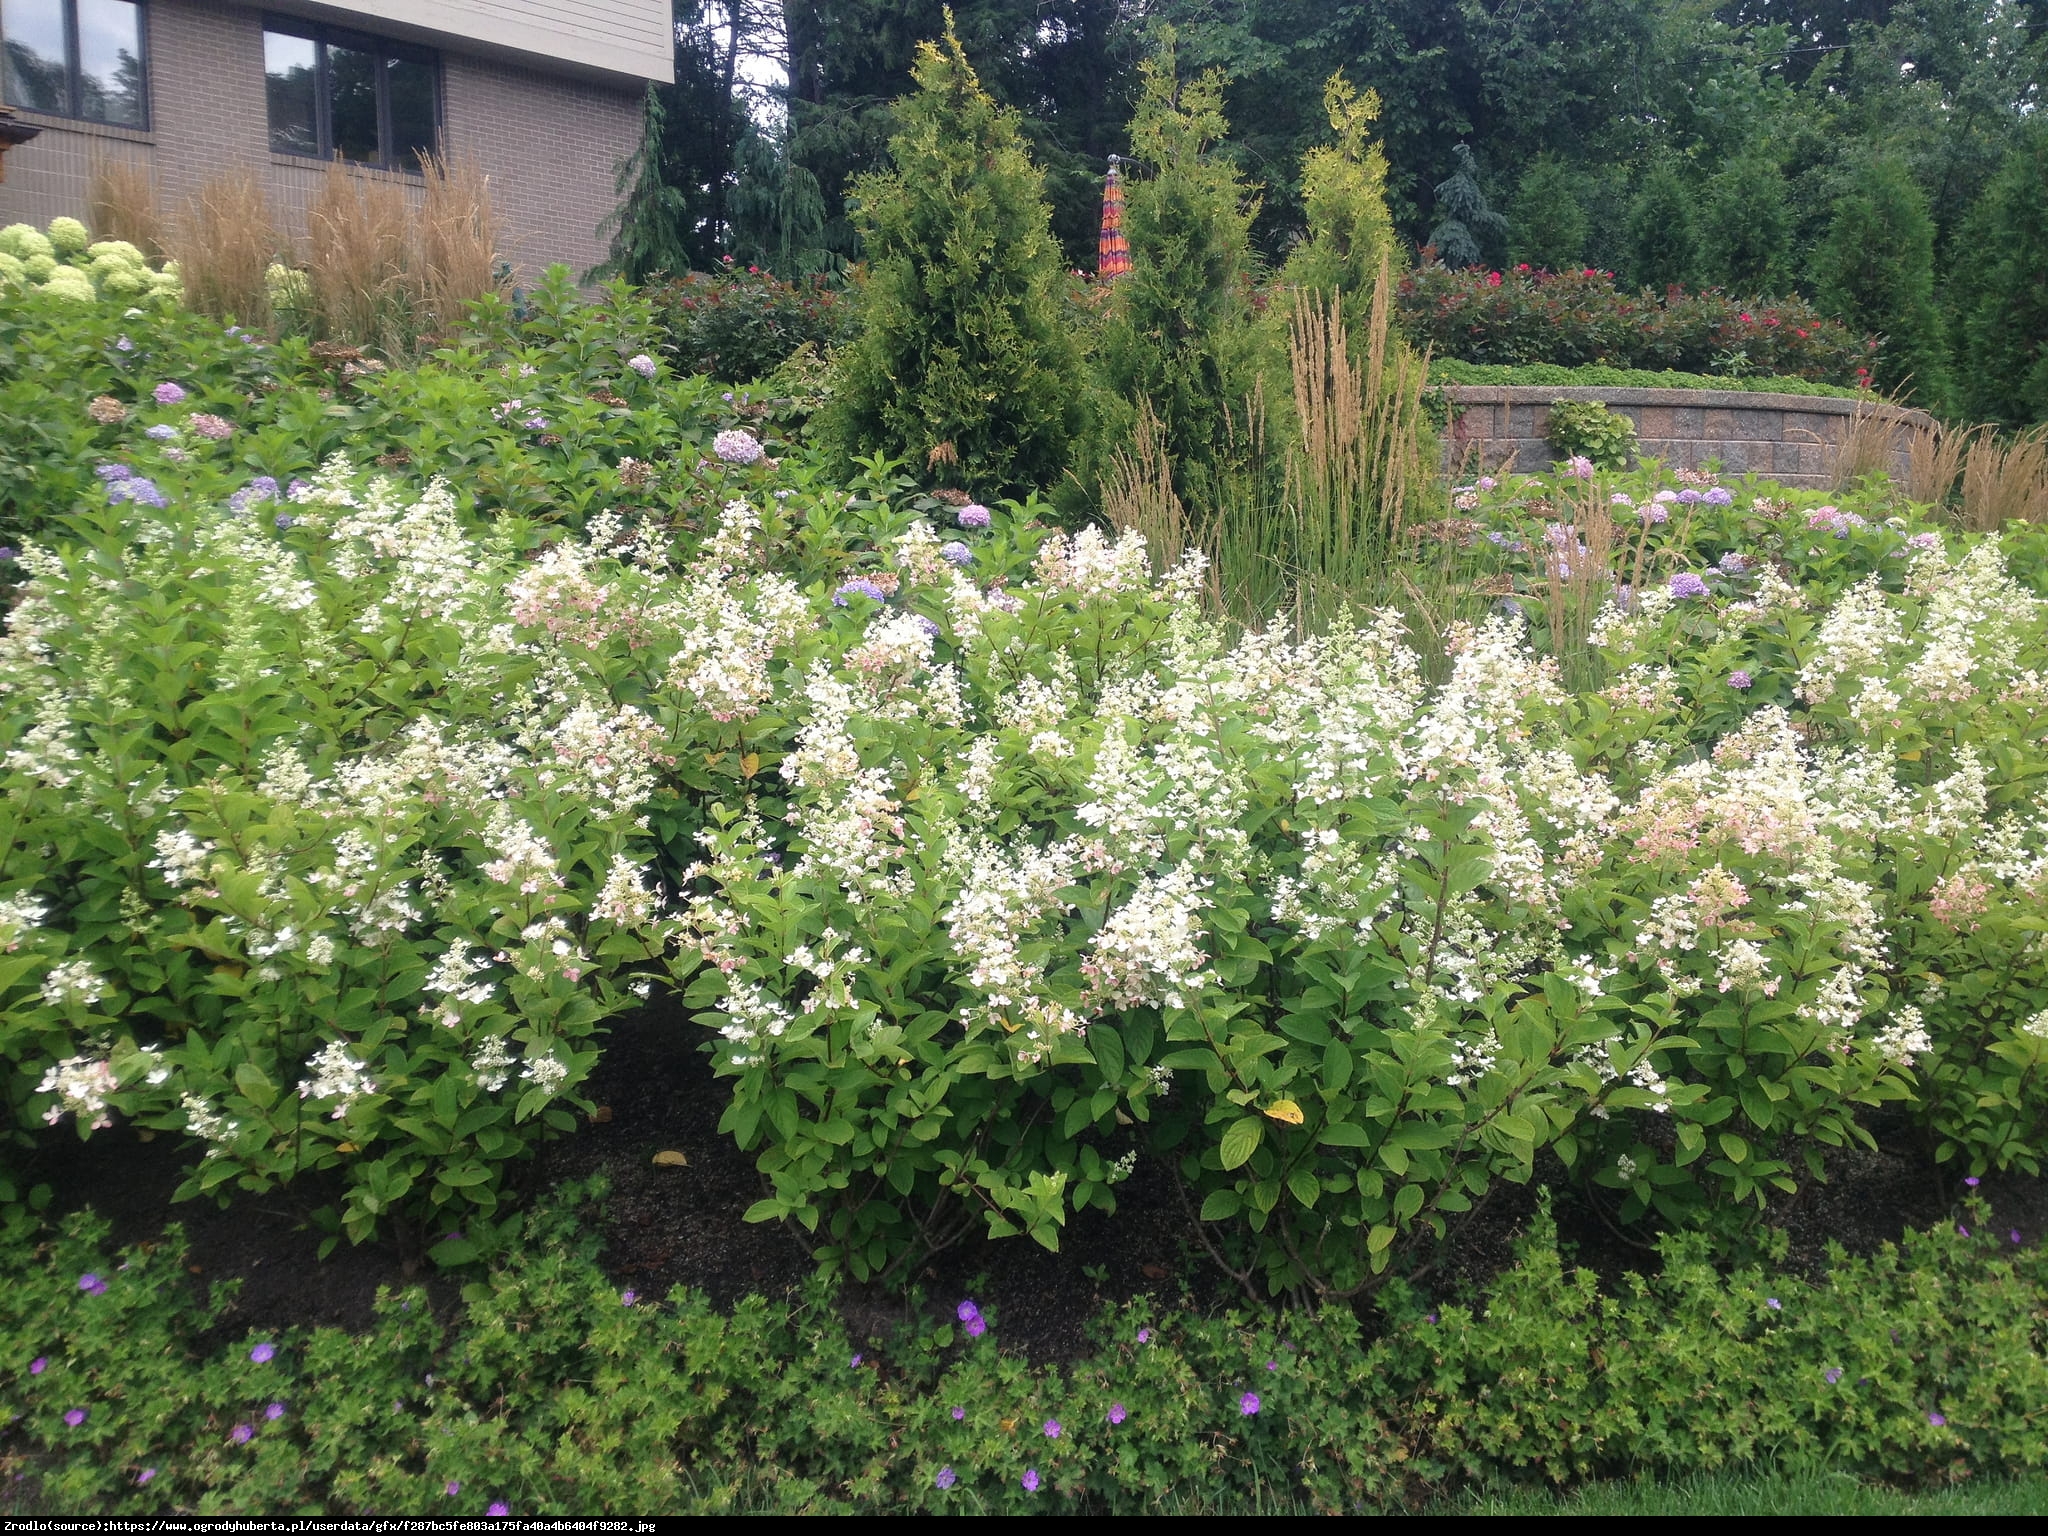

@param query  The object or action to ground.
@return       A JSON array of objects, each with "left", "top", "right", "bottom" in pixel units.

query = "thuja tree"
[
  {"left": 1697, "top": 154, "right": 1793, "bottom": 296},
  {"left": 1626, "top": 161, "right": 1699, "bottom": 292},
  {"left": 1280, "top": 72, "right": 1398, "bottom": 301},
  {"left": 818, "top": 20, "right": 1085, "bottom": 495},
  {"left": 1507, "top": 155, "right": 1589, "bottom": 274},
  {"left": 1956, "top": 125, "right": 2048, "bottom": 429},
  {"left": 1098, "top": 27, "right": 1263, "bottom": 512},
  {"left": 1812, "top": 156, "right": 1950, "bottom": 409}
]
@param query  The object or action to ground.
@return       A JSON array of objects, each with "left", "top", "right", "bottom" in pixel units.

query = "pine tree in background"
[
  {"left": 1507, "top": 155, "right": 1589, "bottom": 272},
  {"left": 1626, "top": 162, "right": 1699, "bottom": 292},
  {"left": 1281, "top": 72, "right": 1398, "bottom": 299},
  {"left": 1100, "top": 26, "right": 1262, "bottom": 509},
  {"left": 1957, "top": 125, "right": 2048, "bottom": 428},
  {"left": 818, "top": 18, "right": 1085, "bottom": 494},
  {"left": 1813, "top": 156, "right": 1951, "bottom": 407},
  {"left": 1697, "top": 155, "right": 1792, "bottom": 294},
  {"left": 1427, "top": 144, "right": 1506, "bottom": 269},
  {"left": 589, "top": 87, "right": 694, "bottom": 283}
]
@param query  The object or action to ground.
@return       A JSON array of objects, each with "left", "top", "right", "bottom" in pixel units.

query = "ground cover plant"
[
  {"left": 1427, "top": 361, "right": 1867, "bottom": 400},
  {"left": 1, "top": 1183, "right": 2043, "bottom": 1514}
]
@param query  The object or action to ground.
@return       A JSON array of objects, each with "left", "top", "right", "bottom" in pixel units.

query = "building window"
[
  {"left": 1, "top": 0, "right": 147, "bottom": 127},
  {"left": 263, "top": 16, "right": 436, "bottom": 172}
]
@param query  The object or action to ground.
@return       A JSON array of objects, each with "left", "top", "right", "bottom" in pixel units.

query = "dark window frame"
[
  {"left": 262, "top": 12, "right": 439, "bottom": 174},
  {"left": 1, "top": 0, "right": 150, "bottom": 128}
]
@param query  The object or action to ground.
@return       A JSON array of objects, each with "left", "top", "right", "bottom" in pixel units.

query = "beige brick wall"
[{"left": 0, "top": 0, "right": 639, "bottom": 279}]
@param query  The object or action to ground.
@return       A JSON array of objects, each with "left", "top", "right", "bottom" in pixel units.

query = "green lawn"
[{"left": 1441, "top": 1468, "right": 2048, "bottom": 1517}]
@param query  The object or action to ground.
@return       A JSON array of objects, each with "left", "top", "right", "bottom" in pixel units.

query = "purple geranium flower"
[
  {"left": 78, "top": 1273, "right": 107, "bottom": 1295},
  {"left": 956, "top": 504, "right": 992, "bottom": 529},
  {"left": 115, "top": 336, "right": 133, "bottom": 352},
  {"left": 957, "top": 1300, "right": 980, "bottom": 1323},
  {"left": 1928, "top": 1411, "right": 1947, "bottom": 1427},
  {"left": 1108, "top": 1403, "right": 1127, "bottom": 1425},
  {"left": 29, "top": 1357, "right": 46, "bottom": 1375},
  {"left": 1136, "top": 1328, "right": 1151, "bottom": 1344},
  {"left": 249, "top": 1343, "right": 275, "bottom": 1364},
  {"left": 851, "top": 1353, "right": 862, "bottom": 1368},
  {"left": 153, "top": 382, "right": 186, "bottom": 405},
  {"left": 229, "top": 1424, "right": 253, "bottom": 1445},
  {"left": 1825, "top": 1368, "right": 1843, "bottom": 1385},
  {"left": 1766, "top": 1298, "right": 1781, "bottom": 1310},
  {"left": 64, "top": 1408, "right": 86, "bottom": 1428},
  {"left": 265, "top": 1402, "right": 285, "bottom": 1421},
  {"left": 965, "top": 1314, "right": 987, "bottom": 1339},
  {"left": 1964, "top": 1176, "right": 1980, "bottom": 1187},
  {"left": 488, "top": 1503, "right": 510, "bottom": 1517},
  {"left": 1021, "top": 1470, "right": 1040, "bottom": 1493},
  {"left": 1043, "top": 1419, "right": 1061, "bottom": 1439},
  {"left": 935, "top": 1466, "right": 957, "bottom": 1490},
  {"left": 951, "top": 1405, "right": 965, "bottom": 1421},
  {"left": 1669, "top": 572, "right": 1710, "bottom": 599},
  {"left": 1239, "top": 1392, "right": 1261, "bottom": 1416},
  {"left": 833, "top": 579, "right": 887, "bottom": 607},
  {"left": 1729, "top": 671, "right": 1754, "bottom": 690},
  {"left": 136, "top": 1468, "right": 155, "bottom": 1485},
  {"left": 445, "top": 1481, "right": 461, "bottom": 1497}
]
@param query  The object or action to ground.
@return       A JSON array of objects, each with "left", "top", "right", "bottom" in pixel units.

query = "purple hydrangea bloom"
[
  {"left": 274, "top": 514, "right": 295, "bottom": 530},
  {"left": 107, "top": 477, "right": 167, "bottom": 508},
  {"left": 1640, "top": 504, "right": 1670, "bottom": 525},
  {"left": 229, "top": 1424, "right": 253, "bottom": 1445},
  {"left": 153, "top": 382, "right": 186, "bottom": 405},
  {"left": 956, "top": 503, "right": 992, "bottom": 529},
  {"left": 1021, "top": 1470, "right": 1040, "bottom": 1493},
  {"left": 912, "top": 615, "right": 942, "bottom": 639},
  {"left": 1239, "top": 1391, "right": 1261, "bottom": 1416},
  {"left": 1108, "top": 1403, "right": 1127, "bottom": 1425},
  {"left": 1565, "top": 455, "right": 1595, "bottom": 479},
  {"left": 1043, "top": 1419, "right": 1061, "bottom": 1439},
  {"left": 627, "top": 354, "right": 657, "bottom": 378},
  {"left": 939, "top": 540, "right": 973, "bottom": 566},
  {"left": 286, "top": 479, "right": 310, "bottom": 499},
  {"left": 265, "top": 1402, "right": 286, "bottom": 1421},
  {"left": 1718, "top": 551, "right": 1748, "bottom": 574},
  {"left": 0, "top": 546, "right": 16, "bottom": 563},
  {"left": 249, "top": 1343, "right": 276, "bottom": 1364},
  {"left": 713, "top": 429, "right": 764, "bottom": 466},
  {"left": 1669, "top": 572, "right": 1710, "bottom": 599},
  {"left": 94, "top": 462, "right": 133, "bottom": 481},
  {"left": 1477, "top": 476, "right": 1497, "bottom": 491},
  {"left": 1677, "top": 488, "right": 1702, "bottom": 504},
  {"left": 935, "top": 1467, "right": 957, "bottom": 1491},
  {"left": 64, "top": 1409, "right": 86, "bottom": 1429},
  {"left": 29, "top": 1358, "right": 46, "bottom": 1375},
  {"left": 1704, "top": 487, "right": 1734, "bottom": 506},
  {"left": 833, "top": 579, "right": 887, "bottom": 607},
  {"left": 1729, "top": 671, "right": 1754, "bottom": 690},
  {"left": 145, "top": 424, "right": 177, "bottom": 441},
  {"left": 77, "top": 1273, "right": 106, "bottom": 1295},
  {"left": 1610, "top": 492, "right": 1634, "bottom": 506}
]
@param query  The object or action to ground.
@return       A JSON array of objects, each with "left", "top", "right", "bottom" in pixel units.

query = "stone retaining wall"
[{"left": 1442, "top": 385, "right": 1934, "bottom": 488}]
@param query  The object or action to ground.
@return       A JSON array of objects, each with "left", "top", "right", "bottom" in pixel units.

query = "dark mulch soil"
[{"left": 18, "top": 1001, "right": 2044, "bottom": 1362}]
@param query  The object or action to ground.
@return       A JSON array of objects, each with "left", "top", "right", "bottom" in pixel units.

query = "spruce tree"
[
  {"left": 1281, "top": 72, "right": 1397, "bottom": 300},
  {"left": 1957, "top": 126, "right": 2048, "bottom": 428},
  {"left": 1626, "top": 162, "right": 1699, "bottom": 292},
  {"left": 589, "top": 87, "right": 694, "bottom": 283},
  {"left": 1507, "top": 155, "right": 1589, "bottom": 273},
  {"left": 818, "top": 18, "right": 1085, "bottom": 494},
  {"left": 1813, "top": 156, "right": 1951, "bottom": 408},
  {"left": 1697, "top": 155, "right": 1792, "bottom": 294},
  {"left": 1099, "top": 27, "right": 1261, "bottom": 508},
  {"left": 1427, "top": 144, "right": 1506, "bottom": 269}
]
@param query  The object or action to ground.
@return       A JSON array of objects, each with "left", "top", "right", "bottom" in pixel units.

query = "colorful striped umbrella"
[{"left": 1098, "top": 157, "right": 1131, "bottom": 281}]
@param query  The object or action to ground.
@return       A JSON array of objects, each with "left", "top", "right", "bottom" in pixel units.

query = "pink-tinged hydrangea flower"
[
  {"left": 1239, "top": 1392, "right": 1261, "bottom": 1416},
  {"left": 153, "top": 381, "right": 186, "bottom": 405},
  {"left": 626, "top": 354, "right": 657, "bottom": 378},
  {"left": 135, "top": 1468, "right": 155, "bottom": 1485},
  {"left": 1729, "top": 671, "right": 1753, "bottom": 689},
  {"left": 1108, "top": 1403, "right": 1127, "bottom": 1425},
  {"left": 934, "top": 1466, "right": 957, "bottom": 1490},
  {"left": 30, "top": 1357, "right": 47, "bottom": 1375},
  {"left": 1639, "top": 503, "right": 1670, "bottom": 524},
  {"left": 1565, "top": 455, "right": 1595, "bottom": 479},
  {"left": 189, "top": 413, "right": 234, "bottom": 440},
  {"left": 265, "top": 1402, "right": 285, "bottom": 1421},
  {"left": 1477, "top": 476, "right": 1496, "bottom": 491},
  {"left": 956, "top": 503, "right": 992, "bottom": 529},
  {"left": 249, "top": 1343, "right": 275, "bottom": 1364},
  {"left": 713, "top": 429, "right": 764, "bottom": 465},
  {"left": 1043, "top": 1419, "right": 1061, "bottom": 1439},
  {"left": 64, "top": 1408, "right": 87, "bottom": 1428},
  {"left": 229, "top": 1424, "right": 253, "bottom": 1445},
  {"left": 1021, "top": 1470, "right": 1040, "bottom": 1493},
  {"left": 77, "top": 1273, "right": 106, "bottom": 1295}
]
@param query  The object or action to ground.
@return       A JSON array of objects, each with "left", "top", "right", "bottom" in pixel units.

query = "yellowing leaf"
[
  {"left": 336, "top": 1142, "right": 358, "bottom": 1154},
  {"left": 740, "top": 752, "right": 760, "bottom": 778},
  {"left": 1899, "top": 749, "right": 1923, "bottom": 761},
  {"left": 1263, "top": 1100, "right": 1305, "bottom": 1126},
  {"left": 651, "top": 1149, "right": 689, "bottom": 1168}
]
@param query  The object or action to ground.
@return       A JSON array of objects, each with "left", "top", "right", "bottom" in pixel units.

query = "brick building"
[{"left": 0, "top": 0, "right": 673, "bottom": 278}]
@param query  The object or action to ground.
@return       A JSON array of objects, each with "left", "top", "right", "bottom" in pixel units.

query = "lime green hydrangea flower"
[{"left": 46, "top": 216, "right": 91, "bottom": 256}]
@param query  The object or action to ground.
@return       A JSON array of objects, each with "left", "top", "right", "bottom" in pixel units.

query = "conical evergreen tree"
[
  {"left": 1697, "top": 155, "right": 1792, "bottom": 294},
  {"left": 1099, "top": 26, "right": 1261, "bottom": 508},
  {"left": 1507, "top": 155, "right": 1589, "bottom": 273},
  {"left": 1957, "top": 126, "right": 2048, "bottom": 427},
  {"left": 1281, "top": 72, "right": 1397, "bottom": 300},
  {"left": 1626, "top": 162, "right": 1699, "bottom": 292},
  {"left": 588, "top": 87, "right": 694, "bottom": 283},
  {"left": 1813, "top": 156, "right": 1951, "bottom": 408},
  {"left": 1427, "top": 144, "right": 1506, "bottom": 269},
  {"left": 818, "top": 16, "right": 1086, "bottom": 494}
]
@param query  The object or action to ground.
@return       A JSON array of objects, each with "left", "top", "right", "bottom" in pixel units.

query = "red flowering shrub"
[
  {"left": 644, "top": 261, "right": 854, "bottom": 383},
  {"left": 1397, "top": 264, "right": 1877, "bottom": 386}
]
